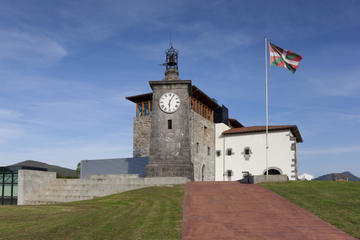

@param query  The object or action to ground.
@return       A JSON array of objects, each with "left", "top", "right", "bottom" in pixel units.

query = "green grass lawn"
[
  {"left": 261, "top": 181, "right": 360, "bottom": 239},
  {"left": 0, "top": 185, "right": 185, "bottom": 240}
]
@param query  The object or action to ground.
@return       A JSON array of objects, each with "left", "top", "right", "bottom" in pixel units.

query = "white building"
[{"left": 215, "top": 124, "right": 303, "bottom": 181}]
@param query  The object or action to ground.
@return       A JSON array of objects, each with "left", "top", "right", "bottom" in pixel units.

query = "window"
[
  {"left": 242, "top": 147, "right": 252, "bottom": 160},
  {"left": 207, "top": 147, "right": 210, "bottom": 156},
  {"left": 168, "top": 120, "right": 172, "bottom": 129},
  {"left": 144, "top": 102, "right": 149, "bottom": 116},
  {"left": 196, "top": 142, "right": 199, "bottom": 153},
  {"left": 137, "top": 103, "right": 143, "bottom": 116},
  {"left": 204, "top": 126, "right": 207, "bottom": 135},
  {"left": 227, "top": 148, "right": 232, "bottom": 155},
  {"left": 227, "top": 170, "right": 232, "bottom": 177},
  {"left": 216, "top": 150, "right": 221, "bottom": 157},
  {"left": 136, "top": 101, "right": 152, "bottom": 117}
]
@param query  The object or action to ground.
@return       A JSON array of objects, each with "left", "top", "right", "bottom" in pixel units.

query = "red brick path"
[{"left": 182, "top": 182, "right": 356, "bottom": 240}]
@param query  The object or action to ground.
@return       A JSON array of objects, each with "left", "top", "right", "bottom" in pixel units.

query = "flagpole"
[{"left": 265, "top": 37, "right": 269, "bottom": 181}]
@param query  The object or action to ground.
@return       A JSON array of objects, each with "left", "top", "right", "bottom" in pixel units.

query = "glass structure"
[
  {"left": 0, "top": 166, "right": 47, "bottom": 205},
  {"left": 0, "top": 167, "right": 18, "bottom": 205}
]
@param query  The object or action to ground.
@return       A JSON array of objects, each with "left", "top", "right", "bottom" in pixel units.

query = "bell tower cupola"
[{"left": 164, "top": 44, "right": 180, "bottom": 81}]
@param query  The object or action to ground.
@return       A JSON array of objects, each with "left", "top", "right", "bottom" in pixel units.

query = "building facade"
[
  {"left": 215, "top": 124, "right": 302, "bottom": 181},
  {"left": 126, "top": 45, "right": 303, "bottom": 181}
]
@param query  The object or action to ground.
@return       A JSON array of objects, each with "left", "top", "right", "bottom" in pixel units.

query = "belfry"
[{"left": 146, "top": 45, "right": 194, "bottom": 179}]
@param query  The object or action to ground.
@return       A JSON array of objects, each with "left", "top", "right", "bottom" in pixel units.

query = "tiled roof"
[
  {"left": 222, "top": 125, "right": 303, "bottom": 142},
  {"left": 228, "top": 118, "right": 244, "bottom": 128}
]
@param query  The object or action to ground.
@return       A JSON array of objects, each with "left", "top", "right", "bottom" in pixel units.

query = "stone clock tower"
[{"left": 146, "top": 45, "right": 194, "bottom": 180}]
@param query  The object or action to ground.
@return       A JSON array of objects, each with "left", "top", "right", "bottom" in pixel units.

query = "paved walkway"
[{"left": 182, "top": 182, "right": 357, "bottom": 240}]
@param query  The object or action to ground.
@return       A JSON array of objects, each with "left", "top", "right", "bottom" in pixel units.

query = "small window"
[
  {"left": 227, "top": 170, "right": 232, "bottom": 177},
  {"left": 137, "top": 103, "right": 143, "bottom": 117},
  {"left": 242, "top": 147, "right": 252, "bottom": 160},
  {"left": 168, "top": 120, "right": 172, "bottom": 129},
  {"left": 196, "top": 142, "right": 199, "bottom": 153},
  {"left": 216, "top": 150, "right": 221, "bottom": 157},
  {"left": 227, "top": 148, "right": 232, "bottom": 155},
  {"left": 207, "top": 147, "right": 210, "bottom": 156},
  {"left": 144, "top": 102, "right": 149, "bottom": 116},
  {"left": 150, "top": 101, "right": 152, "bottom": 115},
  {"left": 204, "top": 126, "right": 207, "bottom": 134}
]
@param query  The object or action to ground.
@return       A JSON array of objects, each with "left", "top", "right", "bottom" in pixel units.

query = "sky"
[{"left": 0, "top": 0, "right": 359, "bottom": 177}]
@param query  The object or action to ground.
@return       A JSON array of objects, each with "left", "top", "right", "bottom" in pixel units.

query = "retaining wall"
[
  {"left": 252, "top": 174, "right": 288, "bottom": 184},
  {"left": 18, "top": 170, "right": 189, "bottom": 205}
]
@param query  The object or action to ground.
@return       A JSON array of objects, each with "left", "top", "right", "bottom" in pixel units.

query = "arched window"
[{"left": 263, "top": 167, "right": 282, "bottom": 175}]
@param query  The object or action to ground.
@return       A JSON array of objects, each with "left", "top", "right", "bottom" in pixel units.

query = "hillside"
[
  {"left": 0, "top": 185, "right": 184, "bottom": 240},
  {"left": 261, "top": 181, "right": 360, "bottom": 239},
  {"left": 10, "top": 160, "right": 78, "bottom": 178},
  {"left": 314, "top": 171, "right": 360, "bottom": 181}
]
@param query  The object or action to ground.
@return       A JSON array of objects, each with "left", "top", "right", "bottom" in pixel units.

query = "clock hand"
[{"left": 169, "top": 95, "right": 175, "bottom": 108}]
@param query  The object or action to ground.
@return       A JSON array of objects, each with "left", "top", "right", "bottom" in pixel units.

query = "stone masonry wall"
[
  {"left": 190, "top": 111, "right": 215, "bottom": 181},
  {"left": 18, "top": 170, "right": 189, "bottom": 205},
  {"left": 133, "top": 115, "right": 151, "bottom": 157}
]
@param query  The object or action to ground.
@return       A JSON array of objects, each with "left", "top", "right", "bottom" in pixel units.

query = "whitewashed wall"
[{"left": 215, "top": 123, "right": 297, "bottom": 181}]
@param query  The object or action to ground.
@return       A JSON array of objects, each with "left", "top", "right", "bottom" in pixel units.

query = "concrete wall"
[
  {"left": 80, "top": 157, "right": 149, "bottom": 178},
  {"left": 18, "top": 170, "right": 189, "bottom": 205},
  {"left": 215, "top": 124, "right": 298, "bottom": 181},
  {"left": 18, "top": 170, "right": 56, "bottom": 205},
  {"left": 133, "top": 115, "right": 151, "bottom": 157},
  {"left": 252, "top": 175, "right": 288, "bottom": 184},
  {"left": 190, "top": 111, "right": 215, "bottom": 181}
]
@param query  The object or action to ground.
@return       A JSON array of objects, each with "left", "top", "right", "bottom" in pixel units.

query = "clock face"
[{"left": 159, "top": 92, "right": 181, "bottom": 113}]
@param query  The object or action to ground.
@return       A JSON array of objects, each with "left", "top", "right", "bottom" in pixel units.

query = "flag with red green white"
[{"left": 269, "top": 42, "right": 302, "bottom": 74}]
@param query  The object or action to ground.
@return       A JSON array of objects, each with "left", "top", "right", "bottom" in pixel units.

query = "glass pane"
[
  {"left": 13, "top": 173, "right": 18, "bottom": 184},
  {"left": 137, "top": 103, "right": 143, "bottom": 116},
  {"left": 144, "top": 102, "right": 149, "bottom": 116},
  {"left": 4, "top": 185, "right": 11, "bottom": 197},
  {"left": 150, "top": 101, "right": 152, "bottom": 115},
  {"left": 13, "top": 185, "right": 18, "bottom": 197},
  {"left": 4, "top": 173, "right": 11, "bottom": 184}
]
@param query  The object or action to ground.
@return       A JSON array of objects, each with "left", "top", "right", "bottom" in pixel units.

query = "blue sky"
[{"left": 0, "top": 0, "right": 359, "bottom": 177}]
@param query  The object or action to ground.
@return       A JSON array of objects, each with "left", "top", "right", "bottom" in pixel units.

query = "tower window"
[
  {"left": 196, "top": 142, "right": 199, "bottom": 153},
  {"left": 227, "top": 170, "right": 233, "bottom": 177},
  {"left": 150, "top": 101, "right": 152, "bottom": 115},
  {"left": 137, "top": 103, "right": 143, "bottom": 117},
  {"left": 144, "top": 102, "right": 149, "bottom": 116},
  {"left": 207, "top": 147, "right": 210, "bottom": 155},
  {"left": 168, "top": 120, "right": 172, "bottom": 129},
  {"left": 227, "top": 148, "right": 232, "bottom": 155}
]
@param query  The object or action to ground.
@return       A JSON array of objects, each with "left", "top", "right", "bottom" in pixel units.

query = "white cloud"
[
  {"left": 0, "top": 109, "right": 22, "bottom": 120},
  {"left": 0, "top": 30, "right": 67, "bottom": 64}
]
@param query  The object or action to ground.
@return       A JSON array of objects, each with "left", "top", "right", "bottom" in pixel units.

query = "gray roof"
[{"left": 80, "top": 157, "right": 149, "bottom": 178}]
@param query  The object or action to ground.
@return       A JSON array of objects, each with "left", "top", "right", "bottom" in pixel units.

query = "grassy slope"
[
  {"left": 261, "top": 181, "right": 360, "bottom": 239},
  {"left": 0, "top": 185, "right": 184, "bottom": 240}
]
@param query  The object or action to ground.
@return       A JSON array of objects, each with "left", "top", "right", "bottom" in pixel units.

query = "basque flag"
[{"left": 269, "top": 42, "right": 302, "bottom": 74}]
